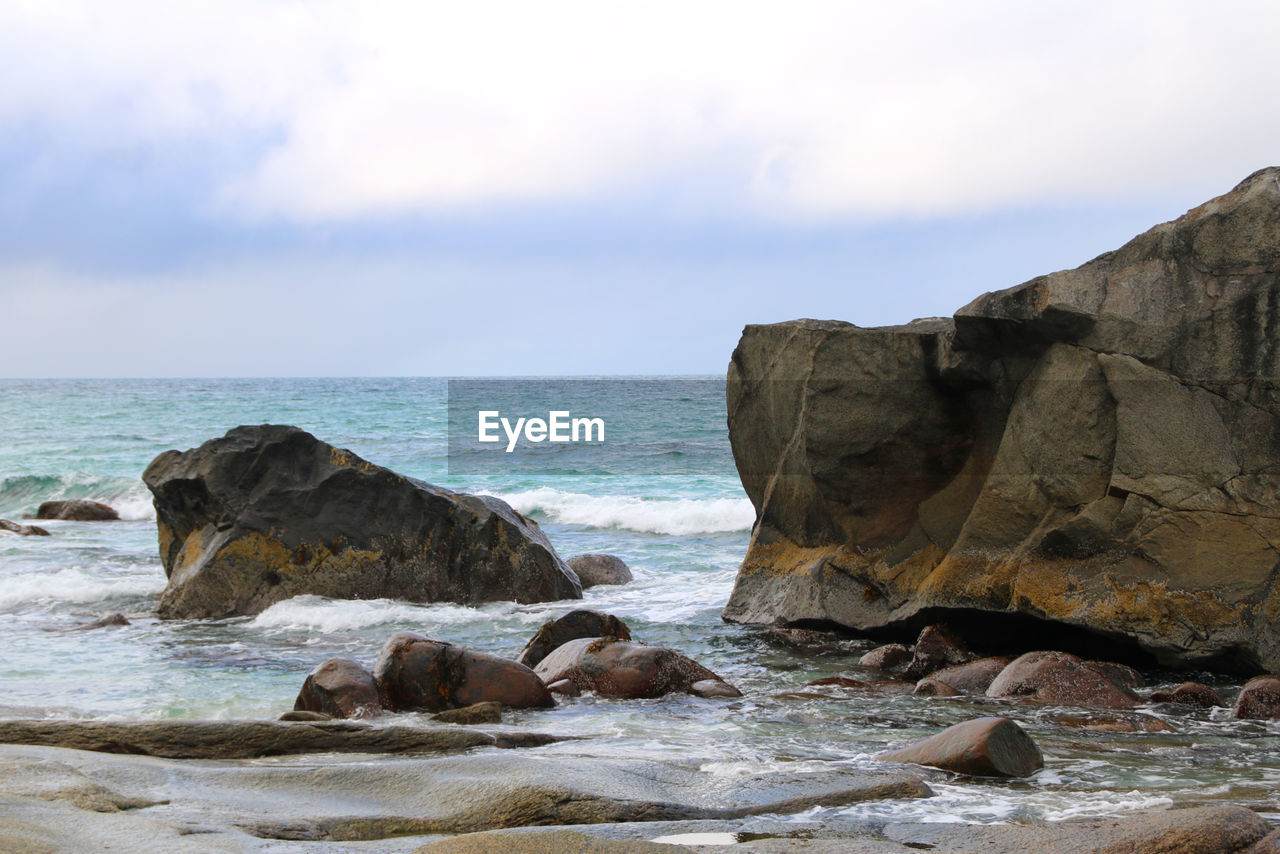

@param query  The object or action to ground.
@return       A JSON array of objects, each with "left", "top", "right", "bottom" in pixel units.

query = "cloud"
[{"left": 2, "top": 1, "right": 1279, "bottom": 224}]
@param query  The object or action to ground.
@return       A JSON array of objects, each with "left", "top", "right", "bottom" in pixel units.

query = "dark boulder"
[
  {"left": 858, "top": 643, "right": 912, "bottom": 671},
  {"left": 878, "top": 716, "right": 1043, "bottom": 778},
  {"left": 143, "top": 425, "right": 582, "bottom": 619},
  {"left": 1150, "top": 681, "right": 1224, "bottom": 708},
  {"left": 1233, "top": 676, "right": 1280, "bottom": 719},
  {"left": 920, "top": 657, "right": 1011, "bottom": 695},
  {"left": 986, "top": 651, "right": 1140, "bottom": 709},
  {"left": 721, "top": 169, "right": 1280, "bottom": 674},
  {"left": 430, "top": 701, "right": 503, "bottom": 725},
  {"left": 375, "top": 632, "right": 554, "bottom": 712},
  {"left": 294, "top": 658, "right": 382, "bottom": 719},
  {"left": 516, "top": 609, "right": 632, "bottom": 669},
  {"left": 32, "top": 500, "right": 119, "bottom": 521},
  {"left": 533, "top": 638, "right": 741, "bottom": 700},
  {"left": 0, "top": 519, "right": 50, "bottom": 536},
  {"left": 566, "top": 554, "right": 634, "bottom": 588},
  {"left": 902, "top": 624, "right": 975, "bottom": 680}
]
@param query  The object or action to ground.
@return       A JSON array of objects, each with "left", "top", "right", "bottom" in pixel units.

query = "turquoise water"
[{"left": 1, "top": 377, "right": 1278, "bottom": 826}]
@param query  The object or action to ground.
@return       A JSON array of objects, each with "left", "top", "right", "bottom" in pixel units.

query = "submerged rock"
[
  {"left": 0, "top": 519, "right": 50, "bottom": 536},
  {"left": 1150, "top": 681, "right": 1224, "bottom": 708},
  {"left": 144, "top": 425, "right": 581, "bottom": 619},
  {"left": 68, "top": 613, "right": 130, "bottom": 631},
  {"left": 878, "top": 716, "right": 1043, "bottom": 778},
  {"left": 294, "top": 657, "right": 382, "bottom": 719},
  {"left": 566, "top": 553, "right": 634, "bottom": 588},
  {"left": 32, "top": 500, "right": 119, "bottom": 521},
  {"left": 986, "top": 651, "right": 1140, "bottom": 709},
  {"left": 533, "top": 638, "right": 741, "bottom": 700},
  {"left": 721, "top": 168, "right": 1280, "bottom": 673},
  {"left": 375, "top": 632, "right": 554, "bottom": 712},
  {"left": 516, "top": 609, "right": 632, "bottom": 669}
]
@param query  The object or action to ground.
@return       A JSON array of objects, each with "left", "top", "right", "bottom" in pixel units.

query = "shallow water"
[{"left": 1, "top": 377, "right": 1279, "bottom": 827}]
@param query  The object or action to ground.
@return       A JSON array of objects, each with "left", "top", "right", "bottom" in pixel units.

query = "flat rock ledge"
[{"left": 0, "top": 718, "right": 563, "bottom": 760}]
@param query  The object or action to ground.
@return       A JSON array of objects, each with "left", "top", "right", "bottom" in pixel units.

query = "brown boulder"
[
  {"left": 914, "top": 677, "right": 960, "bottom": 697},
  {"left": 986, "top": 651, "right": 1140, "bottom": 709},
  {"left": 921, "top": 656, "right": 1011, "bottom": 694},
  {"left": 903, "top": 625, "right": 975, "bottom": 680},
  {"left": 859, "top": 643, "right": 912, "bottom": 671},
  {"left": 32, "top": 500, "right": 119, "bottom": 521},
  {"left": 430, "top": 701, "right": 503, "bottom": 725},
  {"left": 1233, "top": 675, "right": 1280, "bottom": 719},
  {"left": 516, "top": 609, "right": 632, "bottom": 669},
  {"left": 278, "top": 710, "right": 331, "bottom": 721},
  {"left": 375, "top": 632, "right": 554, "bottom": 712},
  {"left": 533, "top": 638, "right": 741, "bottom": 700},
  {"left": 294, "top": 658, "right": 382, "bottom": 719},
  {"left": 878, "top": 716, "right": 1043, "bottom": 778},
  {"left": 1150, "top": 681, "right": 1224, "bottom": 708},
  {"left": 0, "top": 519, "right": 50, "bottom": 536},
  {"left": 1086, "top": 660, "right": 1145, "bottom": 690},
  {"left": 566, "top": 554, "right": 634, "bottom": 588}
]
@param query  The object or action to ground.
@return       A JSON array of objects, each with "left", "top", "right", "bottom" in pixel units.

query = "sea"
[{"left": 1, "top": 376, "right": 1277, "bottom": 827}]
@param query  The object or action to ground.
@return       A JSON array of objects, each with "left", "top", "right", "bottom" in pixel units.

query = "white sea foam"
[
  {"left": 484, "top": 487, "right": 754, "bottom": 535},
  {"left": 249, "top": 595, "right": 503, "bottom": 633},
  {"left": 0, "top": 567, "right": 164, "bottom": 610}
]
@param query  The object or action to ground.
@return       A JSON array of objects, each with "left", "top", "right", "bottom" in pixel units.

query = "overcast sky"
[{"left": 2, "top": 1, "right": 1278, "bottom": 377}]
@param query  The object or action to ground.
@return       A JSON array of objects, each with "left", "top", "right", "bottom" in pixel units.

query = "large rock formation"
[
  {"left": 723, "top": 168, "right": 1280, "bottom": 673},
  {"left": 144, "top": 425, "right": 581, "bottom": 618}
]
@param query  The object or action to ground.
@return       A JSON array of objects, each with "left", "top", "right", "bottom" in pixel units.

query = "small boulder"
[
  {"left": 1234, "top": 676, "right": 1280, "bottom": 719},
  {"left": 878, "top": 716, "right": 1043, "bottom": 778},
  {"left": 1245, "top": 829, "right": 1280, "bottom": 853},
  {"left": 903, "top": 625, "right": 975, "bottom": 680},
  {"left": 914, "top": 677, "right": 960, "bottom": 697},
  {"left": 32, "top": 500, "right": 119, "bottom": 521},
  {"left": 294, "top": 658, "right": 382, "bottom": 719},
  {"left": 986, "top": 651, "right": 1140, "bottom": 709},
  {"left": 1149, "top": 681, "right": 1223, "bottom": 708},
  {"left": 859, "top": 643, "right": 912, "bottom": 672},
  {"left": 430, "top": 701, "right": 502, "bottom": 725},
  {"left": 1086, "top": 660, "right": 1145, "bottom": 690},
  {"left": 566, "top": 553, "right": 634, "bottom": 588},
  {"left": 517, "top": 609, "right": 632, "bottom": 669},
  {"left": 0, "top": 519, "right": 51, "bottom": 536},
  {"left": 375, "top": 632, "right": 554, "bottom": 712},
  {"left": 278, "top": 710, "right": 332, "bottom": 722},
  {"left": 921, "top": 657, "right": 1011, "bottom": 695},
  {"left": 533, "top": 638, "right": 740, "bottom": 700},
  {"left": 70, "top": 613, "right": 131, "bottom": 631}
]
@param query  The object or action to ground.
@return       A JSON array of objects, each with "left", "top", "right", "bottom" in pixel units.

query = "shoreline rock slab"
[
  {"left": 721, "top": 168, "right": 1280, "bottom": 674},
  {"left": 144, "top": 425, "right": 582, "bottom": 619}
]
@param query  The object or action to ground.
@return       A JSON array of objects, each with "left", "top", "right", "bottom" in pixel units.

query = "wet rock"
[
  {"left": 69, "top": 613, "right": 130, "bottom": 630},
  {"left": 913, "top": 677, "right": 960, "bottom": 697},
  {"left": 878, "top": 716, "right": 1043, "bottom": 778},
  {"left": 808, "top": 677, "right": 916, "bottom": 696},
  {"left": 294, "top": 658, "right": 383, "bottom": 719},
  {"left": 1086, "top": 660, "right": 1145, "bottom": 690},
  {"left": 690, "top": 679, "right": 742, "bottom": 699},
  {"left": 278, "top": 710, "right": 332, "bottom": 721},
  {"left": 0, "top": 719, "right": 507, "bottom": 759},
  {"left": 919, "top": 656, "right": 1010, "bottom": 695},
  {"left": 0, "top": 519, "right": 50, "bottom": 536},
  {"left": 144, "top": 425, "right": 581, "bottom": 619},
  {"left": 412, "top": 830, "right": 689, "bottom": 853},
  {"left": 1053, "top": 712, "right": 1174, "bottom": 733},
  {"left": 567, "top": 554, "right": 634, "bottom": 588},
  {"left": 859, "top": 643, "right": 912, "bottom": 672},
  {"left": 1150, "top": 681, "right": 1224, "bottom": 708},
  {"left": 889, "top": 805, "right": 1270, "bottom": 853},
  {"left": 517, "top": 609, "right": 632, "bottom": 669},
  {"left": 375, "top": 632, "right": 554, "bottom": 712},
  {"left": 1245, "top": 829, "right": 1280, "bottom": 853},
  {"left": 1234, "top": 675, "right": 1280, "bottom": 719},
  {"left": 31, "top": 500, "right": 119, "bottom": 521},
  {"left": 721, "top": 169, "right": 1280, "bottom": 675},
  {"left": 546, "top": 678, "right": 581, "bottom": 697},
  {"left": 534, "top": 638, "right": 741, "bottom": 700},
  {"left": 903, "top": 625, "right": 975, "bottom": 680},
  {"left": 431, "top": 701, "right": 503, "bottom": 725},
  {"left": 986, "top": 651, "right": 1140, "bottom": 709}
]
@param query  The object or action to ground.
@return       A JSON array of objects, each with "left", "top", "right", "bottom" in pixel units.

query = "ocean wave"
[
  {"left": 0, "top": 567, "right": 164, "bottom": 610},
  {"left": 0, "top": 474, "right": 154, "bottom": 521},
  {"left": 248, "top": 595, "right": 504, "bottom": 633},
  {"left": 484, "top": 487, "right": 754, "bottom": 535}
]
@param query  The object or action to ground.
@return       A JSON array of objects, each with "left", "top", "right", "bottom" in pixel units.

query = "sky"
[{"left": 2, "top": 1, "right": 1279, "bottom": 377}]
